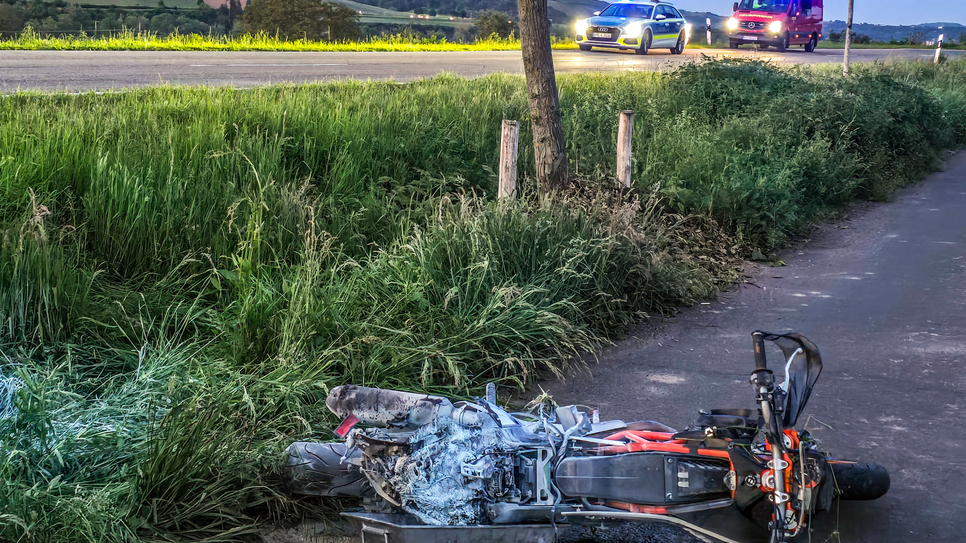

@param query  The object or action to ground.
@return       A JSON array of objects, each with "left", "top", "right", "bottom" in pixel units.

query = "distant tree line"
[
  {"left": 472, "top": 9, "right": 515, "bottom": 38},
  {"left": 0, "top": 0, "right": 363, "bottom": 42},
  {"left": 0, "top": 0, "right": 573, "bottom": 43},
  {"left": 365, "top": 0, "right": 515, "bottom": 17},
  {"left": 239, "top": 0, "right": 360, "bottom": 41},
  {"left": 827, "top": 30, "right": 872, "bottom": 44},
  {"left": 0, "top": 0, "right": 242, "bottom": 36},
  {"left": 827, "top": 28, "right": 966, "bottom": 47},
  {"left": 889, "top": 31, "right": 966, "bottom": 46},
  {"left": 352, "top": 0, "right": 567, "bottom": 22}
]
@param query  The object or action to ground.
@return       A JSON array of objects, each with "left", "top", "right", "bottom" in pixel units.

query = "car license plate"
[
  {"left": 593, "top": 32, "right": 610, "bottom": 38},
  {"left": 742, "top": 35, "right": 759, "bottom": 41}
]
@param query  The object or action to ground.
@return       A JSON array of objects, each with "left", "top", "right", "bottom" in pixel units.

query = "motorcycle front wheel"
[
  {"left": 741, "top": 460, "right": 890, "bottom": 534},
  {"left": 829, "top": 461, "right": 891, "bottom": 501}
]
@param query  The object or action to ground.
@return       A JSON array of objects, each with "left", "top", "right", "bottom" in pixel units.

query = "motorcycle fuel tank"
[{"left": 555, "top": 452, "right": 732, "bottom": 505}]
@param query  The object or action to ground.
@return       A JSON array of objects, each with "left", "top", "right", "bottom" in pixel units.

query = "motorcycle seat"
[
  {"left": 697, "top": 409, "right": 757, "bottom": 429},
  {"left": 690, "top": 409, "right": 758, "bottom": 441}
]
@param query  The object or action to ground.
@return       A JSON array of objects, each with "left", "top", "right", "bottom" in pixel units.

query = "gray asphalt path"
[
  {"left": 1, "top": 47, "right": 961, "bottom": 92},
  {"left": 544, "top": 152, "right": 966, "bottom": 542}
]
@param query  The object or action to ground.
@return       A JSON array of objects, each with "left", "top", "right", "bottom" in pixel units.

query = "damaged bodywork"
[{"left": 284, "top": 332, "right": 891, "bottom": 543}]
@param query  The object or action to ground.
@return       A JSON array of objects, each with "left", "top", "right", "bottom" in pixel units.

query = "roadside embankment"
[{"left": 0, "top": 28, "right": 577, "bottom": 51}]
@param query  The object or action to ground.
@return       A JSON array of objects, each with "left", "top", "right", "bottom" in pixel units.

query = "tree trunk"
[
  {"left": 843, "top": 0, "right": 854, "bottom": 75},
  {"left": 517, "top": 0, "right": 567, "bottom": 192}
]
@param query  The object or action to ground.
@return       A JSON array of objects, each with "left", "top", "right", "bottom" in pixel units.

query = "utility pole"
[
  {"left": 843, "top": 0, "right": 854, "bottom": 75},
  {"left": 517, "top": 0, "right": 568, "bottom": 193}
]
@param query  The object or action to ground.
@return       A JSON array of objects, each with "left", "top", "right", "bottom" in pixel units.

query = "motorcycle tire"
[
  {"left": 741, "top": 461, "right": 890, "bottom": 531},
  {"left": 283, "top": 441, "right": 369, "bottom": 498},
  {"left": 830, "top": 461, "right": 891, "bottom": 501}
]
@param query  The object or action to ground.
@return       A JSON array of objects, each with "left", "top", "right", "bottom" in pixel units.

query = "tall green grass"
[
  {"left": 1, "top": 59, "right": 964, "bottom": 542},
  {"left": 0, "top": 27, "right": 578, "bottom": 51}
]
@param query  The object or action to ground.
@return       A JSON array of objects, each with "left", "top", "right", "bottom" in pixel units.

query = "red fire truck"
[{"left": 727, "top": 0, "right": 823, "bottom": 52}]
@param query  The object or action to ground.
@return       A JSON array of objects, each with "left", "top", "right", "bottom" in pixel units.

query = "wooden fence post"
[
  {"left": 616, "top": 110, "right": 634, "bottom": 188},
  {"left": 498, "top": 120, "right": 520, "bottom": 199}
]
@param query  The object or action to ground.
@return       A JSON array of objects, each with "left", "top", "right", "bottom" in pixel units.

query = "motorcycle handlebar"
[{"left": 752, "top": 332, "right": 767, "bottom": 371}]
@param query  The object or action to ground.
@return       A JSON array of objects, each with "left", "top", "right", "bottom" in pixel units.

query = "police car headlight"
[
  {"left": 769, "top": 21, "right": 782, "bottom": 33},
  {"left": 727, "top": 17, "right": 739, "bottom": 30},
  {"left": 576, "top": 20, "right": 589, "bottom": 34},
  {"left": 623, "top": 22, "right": 644, "bottom": 37}
]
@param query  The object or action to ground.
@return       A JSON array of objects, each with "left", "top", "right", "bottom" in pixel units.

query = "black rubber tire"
[
  {"left": 804, "top": 35, "right": 817, "bottom": 52},
  {"left": 636, "top": 31, "right": 651, "bottom": 55},
  {"left": 739, "top": 497, "right": 773, "bottom": 530},
  {"left": 670, "top": 33, "right": 685, "bottom": 54},
  {"left": 830, "top": 461, "right": 891, "bottom": 501},
  {"left": 729, "top": 40, "right": 740, "bottom": 49},
  {"left": 579, "top": 44, "right": 592, "bottom": 51},
  {"left": 283, "top": 441, "right": 369, "bottom": 498},
  {"left": 776, "top": 33, "right": 789, "bottom": 52}
]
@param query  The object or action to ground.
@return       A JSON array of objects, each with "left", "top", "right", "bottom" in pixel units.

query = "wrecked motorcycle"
[{"left": 284, "top": 331, "right": 890, "bottom": 542}]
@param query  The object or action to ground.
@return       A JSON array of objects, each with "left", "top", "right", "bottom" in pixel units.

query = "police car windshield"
[
  {"left": 599, "top": 3, "right": 655, "bottom": 18},
  {"left": 737, "top": 0, "right": 790, "bottom": 13}
]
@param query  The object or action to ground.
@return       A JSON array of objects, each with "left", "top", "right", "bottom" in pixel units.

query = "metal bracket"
[
  {"left": 768, "top": 458, "right": 789, "bottom": 470},
  {"left": 534, "top": 447, "right": 554, "bottom": 505},
  {"left": 767, "top": 491, "right": 790, "bottom": 504},
  {"left": 361, "top": 525, "right": 390, "bottom": 543}
]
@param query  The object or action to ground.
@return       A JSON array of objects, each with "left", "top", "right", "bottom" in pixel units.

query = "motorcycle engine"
[{"left": 357, "top": 407, "right": 523, "bottom": 525}]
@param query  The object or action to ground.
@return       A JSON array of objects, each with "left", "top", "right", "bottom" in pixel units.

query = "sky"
[{"left": 677, "top": 0, "right": 965, "bottom": 26}]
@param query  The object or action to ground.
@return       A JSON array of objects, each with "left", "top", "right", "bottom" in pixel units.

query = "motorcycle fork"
[{"left": 755, "top": 374, "right": 797, "bottom": 541}]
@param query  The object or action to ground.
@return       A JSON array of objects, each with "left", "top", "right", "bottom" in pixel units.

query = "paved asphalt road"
[
  {"left": 544, "top": 152, "right": 966, "bottom": 543},
  {"left": 1, "top": 47, "right": 963, "bottom": 92}
]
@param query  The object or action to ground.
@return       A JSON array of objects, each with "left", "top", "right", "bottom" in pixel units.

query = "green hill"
[
  {"left": 58, "top": 0, "right": 966, "bottom": 42},
  {"left": 78, "top": 0, "right": 208, "bottom": 8},
  {"left": 823, "top": 20, "right": 963, "bottom": 43}
]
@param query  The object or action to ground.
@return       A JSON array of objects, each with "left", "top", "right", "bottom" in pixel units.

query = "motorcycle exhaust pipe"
[{"left": 326, "top": 385, "right": 454, "bottom": 429}]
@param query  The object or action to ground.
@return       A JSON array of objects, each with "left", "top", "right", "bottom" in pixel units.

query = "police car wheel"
[
  {"left": 670, "top": 34, "right": 685, "bottom": 54},
  {"left": 579, "top": 44, "right": 592, "bottom": 51},
  {"left": 635, "top": 31, "right": 651, "bottom": 55}
]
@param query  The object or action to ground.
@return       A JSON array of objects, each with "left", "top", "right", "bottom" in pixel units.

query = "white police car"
[{"left": 575, "top": 1, "right": 691, "bottom": 54}]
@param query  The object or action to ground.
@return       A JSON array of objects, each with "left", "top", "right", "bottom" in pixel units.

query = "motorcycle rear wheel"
[{"left": 284, "top": 441, "right": 369, "bottom": 498}]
